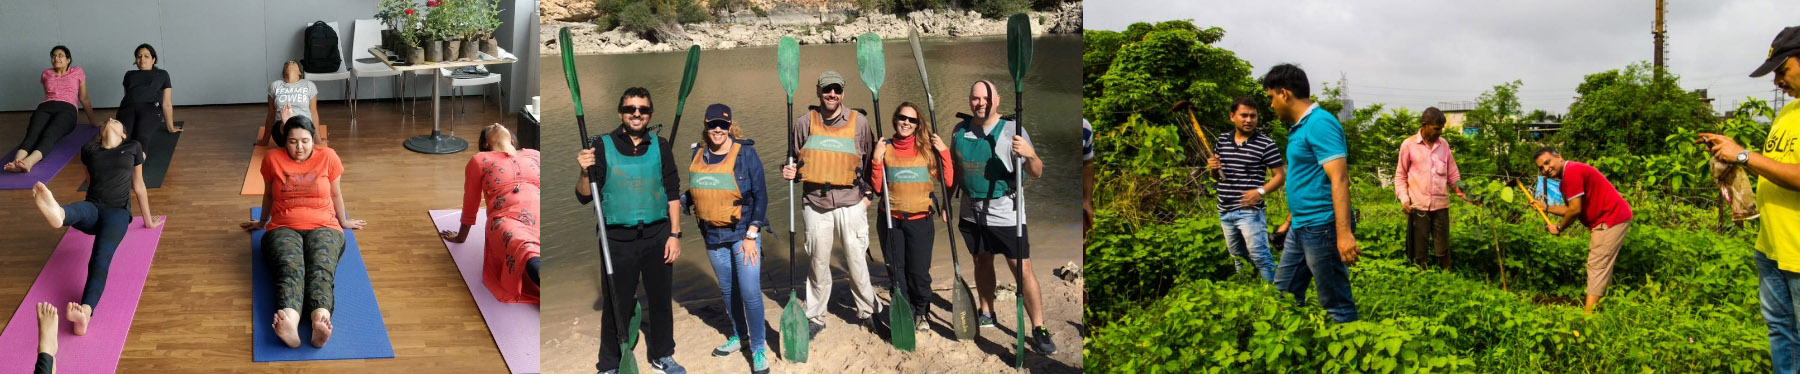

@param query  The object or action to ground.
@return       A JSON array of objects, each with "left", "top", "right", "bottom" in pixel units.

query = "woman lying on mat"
[
  {"left": 441, "top": 123, "right": 541, "bottom": 304},
  {"left": 118, "top": 43, "right": 179, "bottom": 144},
  {"left": 257, "top": 61, "right": 320, "bottom": 147},
  {"left": 7, "top": 45, "right": 101, "bottom": 173},
  {"left": 240, "top": 113, "right": 365, "bottom": 348},
  {"left": 31, "top": 118, "right": 163, "bottom": 337}
]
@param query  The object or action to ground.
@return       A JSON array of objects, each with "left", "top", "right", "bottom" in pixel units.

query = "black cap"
[
  {"left": 1751, "top": 26, "right": 1800, "bottom": 78},
  {"left": 704, "top": 103, "right": 732, "bottom": 123}
]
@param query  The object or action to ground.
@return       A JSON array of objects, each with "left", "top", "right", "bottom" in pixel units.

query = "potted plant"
[
  {"left": 422, "top": 0, "right": 450, "bottom": 61},
  {"left": 375, "top": 0, "right": 413, "bottom": 52},
  {"left": 398, "top": 7, "right": 425, "bottom": 64},
  {"left": 474, "top": 0, "right": 504, "bottom": 56}
]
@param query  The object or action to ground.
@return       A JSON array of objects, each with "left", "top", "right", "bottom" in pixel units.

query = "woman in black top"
[
  {"left": 118, "top": 44, "right": 179, "bottom": 144},
  {"left": 31, "top": 118, "right": 163, "bottom": 337}
]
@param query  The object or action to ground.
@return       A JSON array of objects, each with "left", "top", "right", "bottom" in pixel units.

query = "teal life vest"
[
  {"left": 600, "top": 135, "right": 670, "bottom": 226},
  {"left": 953, "top": 119, "right": 1015, "bottom": 200}
]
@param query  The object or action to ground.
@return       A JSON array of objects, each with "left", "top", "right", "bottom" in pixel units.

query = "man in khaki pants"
[
  {"left": 781, "top": 71, "right": 879, "bottom": 337},
  {"left": 1530, "top": 147, "right": 1633, "bottom": 314}
]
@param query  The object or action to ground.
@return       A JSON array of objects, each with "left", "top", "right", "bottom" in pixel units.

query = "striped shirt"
[{"left": 1213, "top": 131, "right": 1283, "bottom": 213}]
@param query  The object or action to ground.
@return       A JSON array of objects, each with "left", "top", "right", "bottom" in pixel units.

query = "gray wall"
[{"left": 0, "top": 0, "right": 537, "bottom": 112}]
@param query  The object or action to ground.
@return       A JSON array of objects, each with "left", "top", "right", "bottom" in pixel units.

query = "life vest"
[
  {"left": 882, "top": 141, "right": 936, "bottom": 214},
  {"left": 599, "top": 135, "right": 669, "bottom": 226},
  {"left": 953, "top": 119, "right": 1015, "bottom": 199},
  {"left": 800, "top": 110, "right": 862, "bottom": 186},
  {"left": 688, "top": 142, "right": 743, "bottom": 227}
]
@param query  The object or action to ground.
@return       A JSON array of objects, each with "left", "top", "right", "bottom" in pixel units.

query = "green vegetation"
[
  {"left": 1085, "top": 19, "right": 1779, "bottom": 372},
  {"left": 594, "top": 0, "right": 710, "bottom": 37}
]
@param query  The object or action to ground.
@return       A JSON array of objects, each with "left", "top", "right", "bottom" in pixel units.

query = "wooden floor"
[{"left": 0, "top": 99, "right": 518, "bottom": 372}]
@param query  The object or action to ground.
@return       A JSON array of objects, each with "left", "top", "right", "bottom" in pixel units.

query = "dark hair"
[
  {"left": 1532, "top": 147, "right": 1560, "bottom": 161},
  {"left": 1260, "top": 64, "right": 1310, "bottom": 99},
  {"left": 619, "top": 87, "right": 652, "bottom": 109},
  {"left": 1228, "top": 96, "right": 1257, "bottom": 113},
  {"left": 279, "top": 115, "right": 319, "bottom": 149},
  {"left": 134, "top": 43, "right": 158, "bottom": 66},
  {"left": 51, "top": 45, "right": 71, "bottom": 60},
  {"left": 1421, "top": 107, "right": 1446, "bottom": 127},
  {"left": 478, "top": 123, "right": 515, "bottom": 152}
]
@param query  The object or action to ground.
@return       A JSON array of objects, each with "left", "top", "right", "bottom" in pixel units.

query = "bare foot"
[
  {"left": 34, "top": 183, "right": 64, "bottom": 229},
  {"left": 37, "top": 302, "right": 57, "bottom": 356},
  {"left": 16, "top": 159, "right": 34, "bottom": 173},
  {"left": 310, "top": 309, "right": 333, "bottom": 348},
  {"left": 3, "top": 161, "right": 19, "bottom": 173},
  {"left": 272, "top": 309, "right": 301, "bottom": 348},
  {"left": 65, "top": 303, "right": 90, "bottom": 336}
]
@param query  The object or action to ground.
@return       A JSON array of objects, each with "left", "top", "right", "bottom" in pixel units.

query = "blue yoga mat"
[{"left": 249, "top": 208, "right": 394, "bottom": 362}]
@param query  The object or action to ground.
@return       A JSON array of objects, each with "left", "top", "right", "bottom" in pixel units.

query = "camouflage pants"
[{"left": 263, "top": 227, "right": 346, "bottom": 313}]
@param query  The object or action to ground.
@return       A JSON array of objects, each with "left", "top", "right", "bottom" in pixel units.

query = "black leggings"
[
  {"left": 34, "top": 352, "right": 52, "bottom": 374},
  {"left": 116, "top": 102, "right": 162, "bottom": 144},
  {"left": 527, "top": 257, "right": 540, "bottom": 285},
  {"left": 62, "top": 201, "right": 131, "bottom": 310},
  {"left": 18, "top": 101, "right": 78, "bottom": 154},
  {"left": 878, "top": 215, "right": 936, "bottom": 316}
]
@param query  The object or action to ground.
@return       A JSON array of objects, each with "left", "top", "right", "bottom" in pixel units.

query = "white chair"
[
  {"left": 437, "top": 68, "right": 504, "bottom": 131},
  {"left": 350, "top": 19, "right": 402, "bottom": 120},
  {"left": 302, "top": 21, "right": 354, "bottom": 125}
]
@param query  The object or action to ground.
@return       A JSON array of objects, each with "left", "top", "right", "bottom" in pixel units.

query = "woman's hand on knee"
[
  {"left": 343, "top": 219, "right": 367, "bottom": 230},
  {"left": 241, "top": 220, "right": 265, "bottom": 231}
]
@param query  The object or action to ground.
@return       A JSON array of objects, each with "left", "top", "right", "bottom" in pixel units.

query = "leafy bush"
[{"left": 970, "top": 0, "right": 1028, "bottom": 18}]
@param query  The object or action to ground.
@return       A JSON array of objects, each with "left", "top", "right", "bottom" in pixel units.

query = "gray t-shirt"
[
  {"left": 269, "top": 79, "right": 318, "bottom": 120},
  {"left": 958, "top": 118, "right": 1033, "bottom": 226}
]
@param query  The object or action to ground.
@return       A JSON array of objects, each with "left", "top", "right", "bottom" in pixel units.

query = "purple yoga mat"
[
  {"left": 0, "top": 125, "right": 101, "bottom": 189},
  {"left": 0, "top": 216, "right": 164, "bottom": 374},
  {"left": 429, "top": 210, "right": 539, "bottom": 374}
]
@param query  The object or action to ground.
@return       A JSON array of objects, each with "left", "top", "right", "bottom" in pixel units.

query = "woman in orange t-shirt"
[
  {"left": 441, "top": 123, "right": 541, "bottom": 304},
  {"left": 239, "top": 113, "right": 366, "bottom": 349}
]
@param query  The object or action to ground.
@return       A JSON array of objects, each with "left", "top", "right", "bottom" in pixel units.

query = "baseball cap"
[
  {"left": 818, "top": 70, "right": 845, "bottom": 89},
  {"left": 1751, "top": 26, "right": 1800, "bottom": 78}
]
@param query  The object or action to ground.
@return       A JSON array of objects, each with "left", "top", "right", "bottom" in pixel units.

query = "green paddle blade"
[
  {"left": 952, "top": 276, "right": 977, "bottom": 340},
  {"left": 891, "top": 288, "right": 915, "bottom": 351},
  {"left": 676, "top": 45, "right": 701, "bottom": 114},
  {"left": 557, "top": 28, "right": 584, "bottom": 118},
  {"left": 856, "top": 32, "right": 885, "bottom": 98},
  {"left": 1015, "top": 297, "right": 1026, "bottom": 368},
  {"left": 781, "top": 291, "right": 810, "bottom": 363},
  {"left": 627, "top": 302, "right": 643, "bottom": 347},
  {"left": 1005, "top": 13, "right": 1033, "bottom": 93},
  {"left": 778, "top": 37, "right": 800, "bottom": 104},
  {"left": 619, "top": 346, "right": 638, "bottom": 374}
]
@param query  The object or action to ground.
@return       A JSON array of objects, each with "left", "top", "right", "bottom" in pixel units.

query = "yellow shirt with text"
[{"left": 1758, "top": 100, "right": 1800, "bottom": 272}]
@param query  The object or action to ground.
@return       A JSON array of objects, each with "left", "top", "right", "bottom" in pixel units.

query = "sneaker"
[
  {"left": 860, "top": 315, "right": 878, "bottom": 333},
  {"left": 711, "top": 336, "right": 741, "bottom": 357},
  {"left": 649, "top": 356, "right": 686, "bottom": 374},
  {"left": 752, "top": 348, "right": 771, "bottom": 374},
  {"left": 598, "top": 371, "right": 617, "bottom": 374},
  {"left": 978, "top": 311, "right": 997, "bottom": 328},
  {"left": 915, "top": 315, "right": 929, "bottom": 332},
  {"left": 808, "top": 321, "right": 826, "bottom": 339},
  {"left": 1032, "top": 327, "right": 1058, "bottom": 354}
]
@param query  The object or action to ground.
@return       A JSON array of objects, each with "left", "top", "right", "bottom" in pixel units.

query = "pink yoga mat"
[
  {"left": 0, "top": 217, "right": 164, "bottom": 374},
  {"left": 430, "top": 210, "right": 539, "bottom": 374}
]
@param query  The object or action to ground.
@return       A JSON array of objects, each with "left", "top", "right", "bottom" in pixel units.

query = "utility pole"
[{"left": 1653, "top": 0, "right": 1667, "bottom": 78}]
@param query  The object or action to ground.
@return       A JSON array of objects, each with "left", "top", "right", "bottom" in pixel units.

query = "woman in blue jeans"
[
  {"left": 681, "top": 104, "right": 770, "bottom": 373},
  {"left": 31, "top": 118, "right": 164, "bottom": 337}
]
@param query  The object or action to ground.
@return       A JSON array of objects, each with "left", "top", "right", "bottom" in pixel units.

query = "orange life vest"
[
  {"left": 882, "top": 142, "right": 936, "bottom": 214},
  {"left": 799, "top": 110, "right": 862, "bottom": 186},
  {"left": 688, "top": 142, "right": 742, "bottom": 226}
]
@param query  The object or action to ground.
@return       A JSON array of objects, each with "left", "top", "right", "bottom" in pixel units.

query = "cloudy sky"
[{"left": 1086, "top": 0, "right": 1800, "bottom": 114}]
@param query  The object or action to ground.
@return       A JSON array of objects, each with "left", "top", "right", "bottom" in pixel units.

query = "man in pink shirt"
[{"left": 1393, "top": 107, "right": 1474, "bottom": 270}]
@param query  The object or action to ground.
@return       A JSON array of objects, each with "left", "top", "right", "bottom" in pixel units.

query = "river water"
[{"left": 539, "top": 35, "right": 1083, "bottom": 313}]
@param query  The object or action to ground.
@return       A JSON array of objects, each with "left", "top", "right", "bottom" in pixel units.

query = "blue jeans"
[
  {"left": 1221, "top": 209, "right": 1275, "bottom": 283},
  {"left": 706, "top": 237, "right": 766, "bottom": 352},
  {"left": 1756, "top": 250, "right": 1800, "bottom": 373},
  {"left": 1273, "top": 224, "right": 1358, "bottom": 322}
]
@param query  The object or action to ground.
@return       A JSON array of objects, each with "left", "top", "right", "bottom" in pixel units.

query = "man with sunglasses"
[
  {"left": 950, "top": 79, "right": 1053, "bottom": 354},
  {"left": 1698, "top": 25, "right": 1800, "bottom": 371},
  {"left": 576, "top": 87, "right": 687, "bottom": 374},
  {"left": 780, "top": 71, "right": 879, "bottom": 337}
]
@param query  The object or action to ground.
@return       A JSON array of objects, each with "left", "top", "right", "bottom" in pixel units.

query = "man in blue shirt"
[{"left": 1264, "top": 63, "right": 1360, "bottom": 323}]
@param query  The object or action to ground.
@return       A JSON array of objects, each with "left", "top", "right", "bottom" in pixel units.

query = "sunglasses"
[
  {"left": 619, "top": 105, "right": 653, "bottom": 115},
  {"left": 705, "top": 120, "right": 732, "bottom": 130},
  {"left": 894, "top": 114, "right": 918, "bottom": 125},
  {"left": 819, "top": 85, "right": 843, "bottom": 95}
]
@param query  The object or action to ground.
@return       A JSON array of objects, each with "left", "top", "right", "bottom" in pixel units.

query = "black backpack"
[{"left": 301, "top": 21, "right": 340, "bottom": 73}]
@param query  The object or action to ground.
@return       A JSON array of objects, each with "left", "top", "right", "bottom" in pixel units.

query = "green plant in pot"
[
  {"left": 397, "top": 7, "right": 425, "bottom": 64},
  {"left": 375, "top": 0, "right": 414, "bottom": 52},
  {"left": 470, "top": 0, "right": 504, "bottom": 57},
  {"left": 422, "top": 0, "right": 453, "bottom": 62}
]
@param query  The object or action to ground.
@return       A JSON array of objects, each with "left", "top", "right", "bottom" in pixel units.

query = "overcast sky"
[{"left": 1086, "top": 0, "right": 1800, "bottom": 115}]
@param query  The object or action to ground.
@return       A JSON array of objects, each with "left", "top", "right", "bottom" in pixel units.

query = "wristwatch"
[
  {"left": 1256, "top": 187, "right": 1267, "bottom": 195},
  {"left": 746, "top": 230, "right": 760, "bottom": 240},
  {"left": 670, "top": 231, "right": 683, "bottom": 239},
  {"left": 1737, "top": 150, "right": 1751, "bottom": 165}
]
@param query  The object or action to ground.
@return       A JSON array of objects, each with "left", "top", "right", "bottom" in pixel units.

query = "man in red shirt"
[{"left": 1529, "top": 147, "right": 1633, "bottom": 314}]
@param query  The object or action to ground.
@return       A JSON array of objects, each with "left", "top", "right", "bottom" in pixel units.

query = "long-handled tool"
[
  {"left": 559, "top": 27, "right": 641, "bottom": 374},
  {"left": 1005, "top": 13, "right": 1033, "bottom": 369},
  {"left": 1515, "top": 180, "right": 1553, "bottom": 226},
  {"left": 666, "top": 46, "right": 701, "bottom": 144},
  {"left": 910, "top": 27, "right": 978, "bottom": 341},
  {"left": 858, "top": 31, "right": 916, "bottom": 350},
  {"left": 775, "top": 36, "right": 810, "bottom": 363},
  {"left": 1170, "top": 100, "right": 1222, "bottom": 180}
]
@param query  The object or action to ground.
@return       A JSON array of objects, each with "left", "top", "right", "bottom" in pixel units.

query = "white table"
[{"left": 367, "top": 47, "right": 516, "bottom": 154}]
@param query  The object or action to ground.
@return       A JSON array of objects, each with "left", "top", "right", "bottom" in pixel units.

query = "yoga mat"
[
  {"left": 0, "top": 124, "right": 100, "bottom": 190},
  {"left": 243, "top": 125, "right": 327, "bottom": 196},
  {"left": 80, "top": 122, "right": 183, "bottom": 191},
  {"left": 0, "top": 216, "right": 164, "bottom": 374},
  {"left": 249, "top": 208, "right": 393, "bottom": 362},
  {"left": 429, "top": 210, "right": 540, "bottom": 374}
]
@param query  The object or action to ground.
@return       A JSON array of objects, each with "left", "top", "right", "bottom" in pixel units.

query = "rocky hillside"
[{"left": 542, "top": 1, "right": 1082, "bottom": 55}]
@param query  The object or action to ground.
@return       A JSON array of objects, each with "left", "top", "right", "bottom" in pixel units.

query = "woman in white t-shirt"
[{"left": 258, "top": 61, "right": 320, "bottom": 146}]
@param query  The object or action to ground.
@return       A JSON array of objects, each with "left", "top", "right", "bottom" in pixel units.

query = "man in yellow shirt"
[{"left": 1698, "top": 25, "right": 1800, "bottom": 372}]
